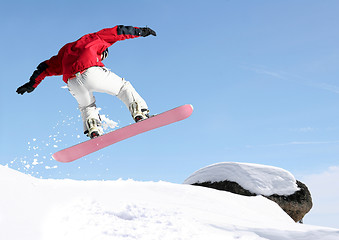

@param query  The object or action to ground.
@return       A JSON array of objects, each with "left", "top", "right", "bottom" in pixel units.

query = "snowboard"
[{"left": 52, "top": 104, "right": 193, "bottom": 163}]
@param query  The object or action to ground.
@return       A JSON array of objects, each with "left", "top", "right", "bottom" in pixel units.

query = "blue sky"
[{"left": 1, "top": 0, "right": 339, "bottom": 226}]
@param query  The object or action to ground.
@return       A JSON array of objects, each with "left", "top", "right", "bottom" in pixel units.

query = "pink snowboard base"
[{"left": 52, "top": 104, "right": 193, "bottom": 163}]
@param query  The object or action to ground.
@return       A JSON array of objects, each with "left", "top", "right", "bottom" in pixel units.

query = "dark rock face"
[
  {"left": 266, "top": 180, "right": 312, "bottom": 222},
  {"left": 192, "top": 180, "right": 256, "bottom": 196},
  {"left": 191, "top": 180, "right": 312, "bottom": 222}
]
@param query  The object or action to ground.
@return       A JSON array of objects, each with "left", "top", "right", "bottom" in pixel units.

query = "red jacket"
[{"left": 30, "top": 25, "right": 142, "bottom": 87}]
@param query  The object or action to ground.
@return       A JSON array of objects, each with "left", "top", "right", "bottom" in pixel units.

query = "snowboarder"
[{"left": 16, "top": 25, "right": 156, "bottom": 138}]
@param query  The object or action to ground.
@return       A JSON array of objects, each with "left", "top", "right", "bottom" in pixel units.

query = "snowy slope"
[
  {"left": 0, "top": 165, "right": 338, "bottom": 240},
  {"left": 183, "top": 162, "right": 300, "bottom": 196}
]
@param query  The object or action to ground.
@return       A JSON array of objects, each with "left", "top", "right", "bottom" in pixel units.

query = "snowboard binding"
[
  {"left": 129, "top": 102, "right": 150, "bottom": 122},
  {"left": 86, "top": 118, "right": 103, "bottom": 139}
]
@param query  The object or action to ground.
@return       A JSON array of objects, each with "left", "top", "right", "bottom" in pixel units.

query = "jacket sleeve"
[
  {"left": 29, "top": 54, "right": 63, "bottom": 88},
  {"left": 96, "top": 25, "right": 142, "bottom": 45}
]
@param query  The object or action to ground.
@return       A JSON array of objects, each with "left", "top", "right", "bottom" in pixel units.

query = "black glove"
[
  {"left": 16, "top": 82, "right": 35, "bottom": 95},
  {"left": 140, "top": 27, "right": 156, "bottom": 37}
]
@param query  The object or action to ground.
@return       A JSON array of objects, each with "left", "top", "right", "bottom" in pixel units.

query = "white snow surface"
[
  {"left": 1, "top": 165, "right": 338, "bottom": 240},
  {"left": 184, "top": 162, "right": 300, "bottom": 196}
]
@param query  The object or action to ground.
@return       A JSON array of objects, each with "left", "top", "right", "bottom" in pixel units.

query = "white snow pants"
[{"left": 67, "top": 66, "right": 148, "bottom": 133}]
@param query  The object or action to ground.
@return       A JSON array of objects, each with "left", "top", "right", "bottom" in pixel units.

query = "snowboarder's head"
[{"left": 101, "top": 48, "right": 109, "bottom": 60}]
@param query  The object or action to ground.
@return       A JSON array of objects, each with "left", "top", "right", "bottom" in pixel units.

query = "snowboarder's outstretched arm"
[
  {"left": 96, "top": 25, "right": 156, "bottom": 44},
  {"left": 16, "top": 54, "right": 63, "bottom": 95}
]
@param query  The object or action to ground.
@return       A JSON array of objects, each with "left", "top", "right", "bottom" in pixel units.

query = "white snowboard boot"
[
  {"left": 86, "top": 118, "right": 104, "bottom": 139},
  {"left": 129, "top": 102, "right": 150, "bottom": 122}
]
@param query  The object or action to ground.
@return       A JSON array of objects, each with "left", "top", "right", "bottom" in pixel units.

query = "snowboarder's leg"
[
  {"left": 117, "top": 80, "right": 150, "bottom": 122},
  {"left": 67, "top": 75, "right": 103, "bottom": 138},
  {"left": 84, "top": 66, "right": 149, "bottom": 122}
]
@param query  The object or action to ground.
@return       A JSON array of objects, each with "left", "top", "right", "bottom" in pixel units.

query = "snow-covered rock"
[
  {"left": 183, "top": 162, "right": 299, "bottom": 196},
  {"left": 1, "top": 164, "right": 338, "bottom": 240},
  {"left": 183, "top": 162, "right": 312, "bottom": 222}
]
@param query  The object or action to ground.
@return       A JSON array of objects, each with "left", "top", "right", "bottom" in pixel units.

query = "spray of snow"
[
  {"left": 100, "top": 114, "right": 119, "bottom": 131},
  {"left": 8, "top": 110, "right": 85, "bottom": 176},
  {"left": 9, "top": 109, "right": 121, "bottom": 178}
]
